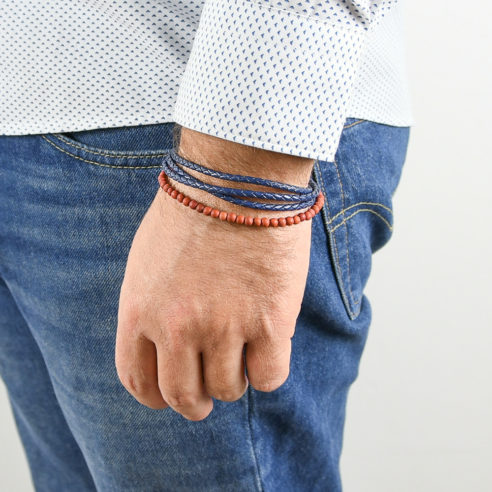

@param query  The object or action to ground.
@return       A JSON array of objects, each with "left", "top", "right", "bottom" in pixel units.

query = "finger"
[
  {"left": 115, "top": 332, "right": 168, "bottom": 410},
  {"left": 245, "top": 336, "right": 291, "bottom": 392},
  {"left": 156, "top": 341, "right": 213, "bottom": 421},
  {"left": 202, "top": 336, "right": 248, "bottom": 402}
]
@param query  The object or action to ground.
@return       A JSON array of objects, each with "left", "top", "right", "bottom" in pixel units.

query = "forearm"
[{"left": 177, "top": 126, "right": 315, "bottom": 186}]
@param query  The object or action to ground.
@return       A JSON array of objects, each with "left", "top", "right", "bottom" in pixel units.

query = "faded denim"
[{"left": 0, "top": 119, "right": 410, "bottom": 491}]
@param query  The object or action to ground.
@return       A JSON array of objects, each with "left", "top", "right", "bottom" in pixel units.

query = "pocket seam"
[
  {"left": 315, "top": 160, "right": 394, "bottom": 320},
  {"left": 314, "top": 160, "right": 356, "bottom": 319},
  {"left": 333, "top": 157, "right": 359, "bottom": 308},
  {"left": 330, "top": 208, "right": 393, "bottom": 233},
  {"left": 41, "top": 136, "right": 165, "bottom": 169},
  {"left": 328, "top": 201, "right": 393, "bottom": 225},
  {"left": 52, "top": 134, "right": 168, "bottom": 159},
  {"left": 342, "top": 119, "right": 365, "bottom": 130}
]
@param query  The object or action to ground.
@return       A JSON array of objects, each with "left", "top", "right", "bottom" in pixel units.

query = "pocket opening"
[
  {"left": 42, "top": 122, "right": 176, "bottom": 169},
  {"left": 312, "top": 120, "right": 409, "bottom": 320}
]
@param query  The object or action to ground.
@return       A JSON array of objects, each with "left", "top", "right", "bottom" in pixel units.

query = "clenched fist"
[{"left": 116, "top": 127, "right": 315, "bottom": 421}]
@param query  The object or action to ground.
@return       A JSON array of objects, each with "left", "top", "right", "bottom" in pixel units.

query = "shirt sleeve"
[{"left": 172, "top": 0, "right": 396, "bottom": 162}]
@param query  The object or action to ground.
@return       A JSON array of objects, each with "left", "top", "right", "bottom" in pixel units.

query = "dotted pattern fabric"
[
  {"left": 0, "top": 0, "right": 201, "bottom": 134},
  {"left": 0, "top": 0, "right": 412, "bottom": 161},
  {"left": 347, "top": 0, "right": 412, "bottom": 124},
  {"left": 244, "top": 0, "right": 394, "bottom": 26}
]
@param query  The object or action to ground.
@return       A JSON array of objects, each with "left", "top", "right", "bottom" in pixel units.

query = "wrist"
[
  {"left": 157, "top": 169, "right": 321, "bottom": 235},
  {"left": 163, "top": 172, "right": 311, "bottom": 220},
  {"left": 176, "top": 126, "right": 315, "bottom": 188}
]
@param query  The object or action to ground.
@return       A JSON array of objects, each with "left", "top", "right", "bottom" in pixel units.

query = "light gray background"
[{"left": 1, "top": 1, "right": 491, "bottom": 490}]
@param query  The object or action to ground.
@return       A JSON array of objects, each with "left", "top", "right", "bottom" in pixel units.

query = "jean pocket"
[
  {"left": 312, "top": 119, "right": 410, "bottom": 320},
  {"left": 42, "top": 122, "right": 177, "bottom": 170}
]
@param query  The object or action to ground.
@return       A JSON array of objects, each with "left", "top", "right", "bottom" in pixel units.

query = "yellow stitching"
[
  {"left": 315, "top": 160, "right": 355, "bottom": 318},
  {"left": 328, "top": 201, "right": 392, "bottom": 224},
  {"left": 52, "top": 134, "right": 168, "bottom": 158},
  {"left": 333, "top": 158, "right": 359, "bottom": 307},
  {"left": 42, "top": 136, "right": 163, "bottom": 169},
  {"left": 315, "top": 160, "right": 393, "bottom": 317},
  {"left": 331, "top": 209, "right": 393, "bottom": 233},
  {"left": 342, "top": 120, "right": 365, "bottom": 130}
]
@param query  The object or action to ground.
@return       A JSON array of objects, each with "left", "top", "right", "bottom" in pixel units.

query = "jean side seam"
[
  {"left": 41, "top": 136, "right": 164, "bottom": 169},
  {"left": 52, "top": 134, "right": 168, "bottom": 158},
  {"left": 246, "top": 386, "right": 264, "bottom": 492}
]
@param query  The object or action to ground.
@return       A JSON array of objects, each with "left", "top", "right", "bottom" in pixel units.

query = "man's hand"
[{"left": 115, "top": 127, "right": 315, "bottom": 421}]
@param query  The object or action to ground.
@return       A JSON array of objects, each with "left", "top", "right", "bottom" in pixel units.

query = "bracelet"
[
  {"left": 158, "top": 170, "right": 324, "bottom": 227},
  {"left": 161, "top": 149, "right": 320, "bottom": 211}
]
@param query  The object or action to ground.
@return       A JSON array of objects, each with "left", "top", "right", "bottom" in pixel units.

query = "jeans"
[{"left": 0, "top": 119, "right": 410, "bottom": 491}]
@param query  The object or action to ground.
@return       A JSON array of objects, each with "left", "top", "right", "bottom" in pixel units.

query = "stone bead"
[{"left": 156, "top": 169, "right": 324, "bottom": 229}]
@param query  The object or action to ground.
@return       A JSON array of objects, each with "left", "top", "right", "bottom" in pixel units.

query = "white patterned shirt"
[{"left": 0, "top": 0, "right": 412, "bottom": 161}]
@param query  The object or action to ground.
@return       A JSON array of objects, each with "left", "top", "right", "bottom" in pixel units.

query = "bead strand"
[{"left": 158, "top": 170, "right": 324, "bottom": 227}]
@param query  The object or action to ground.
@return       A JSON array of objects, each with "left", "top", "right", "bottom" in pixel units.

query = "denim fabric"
[{"left": 0, "top": 119, "right": 410, "bottom": 491}]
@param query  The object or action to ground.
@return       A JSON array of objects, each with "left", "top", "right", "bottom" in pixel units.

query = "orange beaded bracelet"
[{"left": 158, "top": 170, "right": 324, "bottom": 227}]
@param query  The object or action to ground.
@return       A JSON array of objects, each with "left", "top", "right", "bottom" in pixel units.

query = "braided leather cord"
[{"left": 161, "top": 149, "right": 319, "bottom": 212}]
